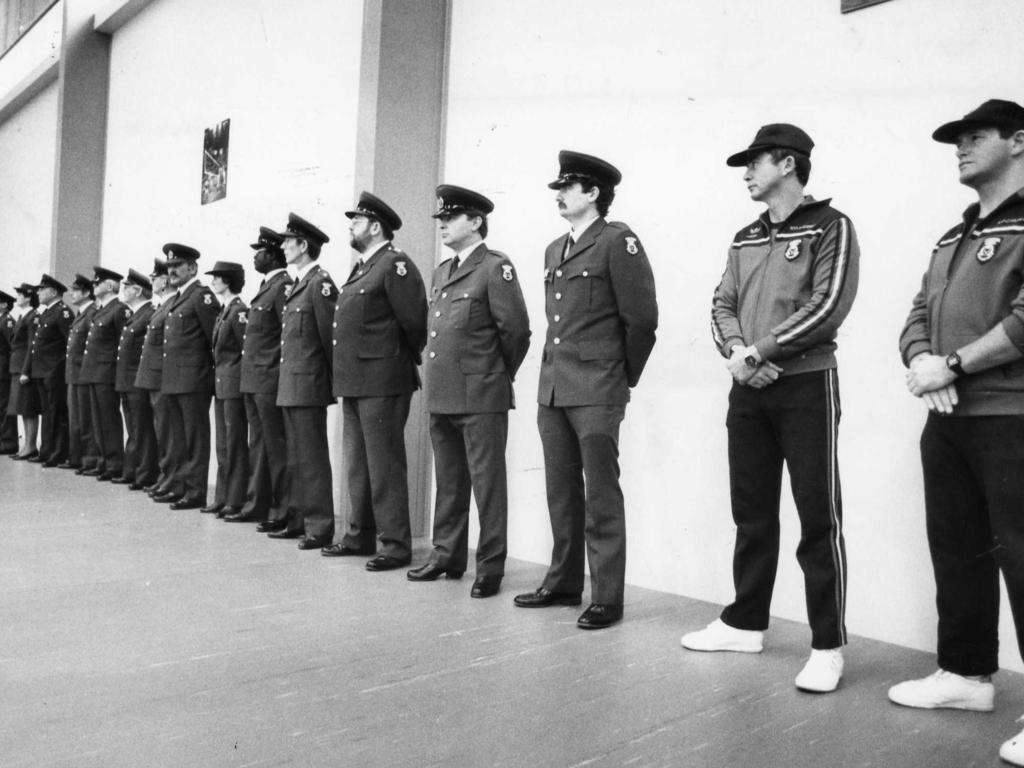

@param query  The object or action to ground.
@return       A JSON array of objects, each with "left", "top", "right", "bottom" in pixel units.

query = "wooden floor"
[{"left": 2, "top": 458, "right": 1021, "bottom": 768}]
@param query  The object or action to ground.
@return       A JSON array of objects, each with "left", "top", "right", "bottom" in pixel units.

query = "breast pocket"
[{"left": 450, "top": 296, "right": 474, "bottom": 329}]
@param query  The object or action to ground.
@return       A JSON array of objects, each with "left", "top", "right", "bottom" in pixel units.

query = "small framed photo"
[{"left": 201, "top": 119, "right": 230, "bottom": 205}]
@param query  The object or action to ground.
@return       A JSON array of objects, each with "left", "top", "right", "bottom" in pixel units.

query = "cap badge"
[
  {"left": 501, "top": 265, "right": 514, "bottom": 282},
  {"left": 977, "top": 237, "right": 1002, "bottom": 263},
  {"left": 785, "top": 239, "right": 802, "bottom": 261},
  {"left": 166, "top": 250, "right": 174, "bottom": 260},
  {"left": 624, "top": 236, "right": 639, "bottom": 256}
]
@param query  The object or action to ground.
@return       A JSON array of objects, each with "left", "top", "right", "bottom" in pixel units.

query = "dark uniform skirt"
[{"left": 8, "top": 377, "right": 41, "bottom": 417}]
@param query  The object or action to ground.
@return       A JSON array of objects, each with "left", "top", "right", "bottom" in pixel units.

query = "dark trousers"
[
  {"left": 428, "top": 411, "right": 509, "bottom": 575},
  {"left": 921, "top": 413, "right": 1024, "bottom": 676},
  {"left": 241, "top": 392, "right": 288, "bottom": 522},
  {"left": 282, "top": 405, "right": 333, "bottom": 540},
  {"left": 120, "top": 390, "right": 157, "bottom": 484},
  {"left": 339, "top": 394, "right": 412, "bottom": 559},
  {"left": 537, "top": 403, "right": 627, "bottom": 605},
  {"left": 165, "top": 391, "right": 211, "bottom": 502},
  {"left": 37, "top": 376, "right": 69, "bottom": 463},
  {"left": 213, "top": 396, "right": 249, "bottom": 508},
  {"left": 149, "top": 390, "right": 180, "bottom": 493},
  {"left": 88, "top": 382, "right": 123, "bottom": 475},
  {"left": 0, "top": 376, "right": 17, "bottom": 450},
  {"left": 68, "top": 382, "right": 97, "bottom": 467},
  {"left": 721, "top": 370, "right": 847, "bottom": 650}
]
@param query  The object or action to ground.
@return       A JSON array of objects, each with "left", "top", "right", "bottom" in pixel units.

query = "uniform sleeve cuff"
[
  {"left": 754, "top": 336, "right": 782, "bottom": 361},
  {"left": 902, "top": 341, "right": 932, "bottom": 366}
]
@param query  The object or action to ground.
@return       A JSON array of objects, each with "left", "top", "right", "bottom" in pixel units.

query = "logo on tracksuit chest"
[{"left": 976, "top": 237, "right": 1002, "bottom": 263}]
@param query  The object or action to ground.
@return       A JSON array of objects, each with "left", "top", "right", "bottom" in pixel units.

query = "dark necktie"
[
  {"left": 561, "top": 236, "right": 573, "bottom": 263},
  {"left": 449, "top": 255, "right": 460, "bottom": 279},
  {"left": 349, "top": 259, "right": 363, "bottom": 281}
]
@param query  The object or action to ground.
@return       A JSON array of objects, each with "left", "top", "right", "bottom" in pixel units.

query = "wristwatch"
[
  {"left": 945, "top": 351, "right": 965, "bottom": 377},
  {"left": 744, "top": 355, "right": 759, "bottom": 369}
]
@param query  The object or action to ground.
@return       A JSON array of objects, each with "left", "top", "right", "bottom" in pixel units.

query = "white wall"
[
  {"left": 0, "top": 79, "right": 58, "bottom": 285},
  {"left": 445, "top": 0, "right": 1024, "bottom": 670}
]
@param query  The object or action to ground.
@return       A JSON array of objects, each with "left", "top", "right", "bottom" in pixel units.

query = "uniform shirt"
[
  {"left": 331, "top": 242, "right": 427, "bottom": 398},
  {"left": 276, "top": 262, "right": 338, "bottom": 408},
  {"left": 711, "top": 196, "right": 859, "bottom": 376},
  {"left": 239, "top": 270, "right": 292, "bottom": 395},
  {"left": 900, "top": 187, "right": 1024, "bottom": 415},
  {"left": 161, "top": 280, "right": 219, "bottom": 395},
  {"left": 538, "top": 218, "right": 658, "bottom": 406},
  {"left": 212, "top": 296, "right": 248, "bottom": 400},
  {"left": 424, "top": 242, "right": 530, "bottom": 413},
  {"left": 66, "top": 303, "right": 97, "bottom": 386},
  {"left": 24, "top": 300, "right": 74, "bottom": 380},
  {"left": 115, "top": 301, "right": 154, "bottom": 393},
  {"left": 80, "top": 297, "right": 132, "bottom": 385}
]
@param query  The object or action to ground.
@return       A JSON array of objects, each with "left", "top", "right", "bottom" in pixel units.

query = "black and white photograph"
[{"left": 201, "top": 118, "right": 229, "bottom": 205}]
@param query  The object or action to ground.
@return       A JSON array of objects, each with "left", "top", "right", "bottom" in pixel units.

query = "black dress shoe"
[
  {"left": 406, "top": 562, "right": 463, "bottom": 581},
  {"left": 80, "top": 467, "right": 103, "bottom": 477},
  {"left": 513, "top": 587, "right": 583, "bottom": 608},
  {"left": 200, "top": 503, "right": 223, "bottom": 515},
  {"left": 129, "top": 482, "right": 145, "bottom": 491},
  {"left": 97, "top": 472, "right": 116, "bottom": 481},
  {"left": 27, "top": 455, "right": 44, "bottom": 463},
  {"left": 256, "top": 519, "right": 288, "bottom": 533},
  {"left": 109, "top": 476, "right": 133, "bottom": 485},
  {"left": 153, "top": 492, "right": 182, "bottom": 504},
  {"left": 170, "top": 498, "right": 206, "bottom": 511},
  {"left": 57, "top": 462, "right": 80, "bottom": 470},
  {"left": 365, "top": 554, "right": 412, "bottom": 572},
  {"left": 12, "top": 450, "right": 38, "bottom": 461},
  {"left": 297, "top": 537, "right": 331, "bottom": 550},
  {"left": 223, "top": 511, "right": 261, "bottom": 523},
  {"left": 267, "top": 529, "right": 304, "bottom": 539},
  {"left": 42, "top": 460, "right": 61, "bottom": 468},
  {"left": 321, "top": 542, "right": 376, "bottom": 557},
  {"left": 576, "top": 603, "right": 623, "bottom": 630},
  {"left": 216, "top": 506, "right": 239, "bottom": 519},
  {"left": 471, "top": 574, "right": 503, "bottom": 598}
]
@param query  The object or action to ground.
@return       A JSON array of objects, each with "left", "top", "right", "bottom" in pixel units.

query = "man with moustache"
[
  {"left": 157, "top": 244, "right": 219, "bottom": 510},
  {"left": 78, "top": 267, "right": 132, "bottom": 480},
  {"left": 61, "top": 275, "right": 99, "bottom": 472},
  {"left": 227, "top": 227, "right": 293, "bottom": 527},
  {"left": 0, "top": 290, "right": 18, "bottom": 454},
  {"left": 513, "top": 151, "right": 658, "bottom": 630},
  {"left": 22, "top": 274, "right": 74, "bottom": 466},
  {"left": 321, "top": 192, "right": 427, "bottom": 569},
  {"left": 113, "top": 269, "right": 157, "bottom": 489},
  {"left": 271, "top": 214, "right": 338, "bottom": 549},
  {"left": 407, "top": 185, "right": 530, "bottom": 597}
]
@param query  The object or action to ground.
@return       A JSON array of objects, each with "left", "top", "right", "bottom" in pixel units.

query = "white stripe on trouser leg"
[{"left": 825, "top": 368, "right": 847, "bottom": 645}]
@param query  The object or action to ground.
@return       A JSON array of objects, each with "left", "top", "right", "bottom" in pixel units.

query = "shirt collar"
[
  {"left": 361, "top": 241, "right": 390, "bottom": 262},
  {"left": 456, "top": 240, "right": 485, "bottom": 262},
  {"left": 570, "top": 216, "right": 600, "bottom": 242},
  {"left": 962, "top": 186, "right": 1024, "bottom": 228},
  {"left": 294, "top": 261, "right": 318, "bottom": 281}
]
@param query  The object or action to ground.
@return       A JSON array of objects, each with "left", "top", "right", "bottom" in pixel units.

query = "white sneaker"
[
  {"left": 795, "top": 648, "right": 843, "bottom": 692},
  {"left": 887, "top": 669, "right": 994, "bottom": 711},
  {"left": 1000, "top": 718, "right": 1024, "bottom": 766},
  {"left": 680, "top": 618, "right": 764, "bottom": 653}
]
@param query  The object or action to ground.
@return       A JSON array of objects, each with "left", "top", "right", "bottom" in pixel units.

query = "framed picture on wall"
[{"left": 201, "top": 119, "right": 230, "bottom": 205}]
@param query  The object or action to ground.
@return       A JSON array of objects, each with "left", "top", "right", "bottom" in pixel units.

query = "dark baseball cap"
[
  {"left": 932, "top": 99, "right": 1024, "bottom": 144},
  {"left": 726, "top": 123, "right": 814, "bottom": 167}
]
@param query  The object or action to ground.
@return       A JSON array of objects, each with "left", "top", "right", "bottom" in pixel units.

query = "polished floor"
[{"left": 3, "top": 456, "right": 1022, "bottom": 768}]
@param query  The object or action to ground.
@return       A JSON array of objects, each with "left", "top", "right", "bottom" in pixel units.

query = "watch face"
[{"left": 744, "top": 355, "right": 758, "bottom": 368}]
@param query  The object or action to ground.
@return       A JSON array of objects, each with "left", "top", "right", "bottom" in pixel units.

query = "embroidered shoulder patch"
[
  {"left": 321, "top": 283, "right": 332, "bottom": 297},
  {"left": 624, "top": 236, "right": 639, "bottom": 255},
  {"left": 284, "top": 285, "right": 293, "bottom": 298},
  {"left": 123, "top": 308, "right": 132, "bottom": 320},
  {"left": 977, "top": 237, "right": 1001, "bottom": 263},
  {"left": 501, "top": 264, "right": 514, "bottom": 282},
  {"left": 396, "top": 261, "right": 408, "bottom": 277},
  {"left": 203, "top": 294, "right": 213, "bottom": 305},
  {"left": 238, "top": 311, "right": 247, "bottom": 324}
]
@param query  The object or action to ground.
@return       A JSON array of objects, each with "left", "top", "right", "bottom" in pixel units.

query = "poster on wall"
[{"left": 201, "top": 119, "right": 230, "bottom": 205}]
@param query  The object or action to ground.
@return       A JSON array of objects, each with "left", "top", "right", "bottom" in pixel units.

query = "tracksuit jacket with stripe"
[
  {"left": 711, "top": 196, "right": 860, "bottom": 376},
  {"left": 900, "top": 188, "right": 1024, "bottom": 415}
]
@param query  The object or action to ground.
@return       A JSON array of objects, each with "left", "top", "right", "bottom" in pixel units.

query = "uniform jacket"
[
  {"left": 900, "top": 188, "right": 1024, "bottom": 416},
  {"left": 80, "top": 299, "right": 132, "bottom": 385},
  {"left": 9, "top": 309, "right": 35, "bottom": 377},
  {"left": 135, "top": 299, "right": 172, "bottom": 391},
  {"left": 212, "top": 296, "right": 248, "bottom": 400},
  {"left": 424, "top": 243, "right": 530, "bottom": 413},
  {"left": 161, "top": 280, "right": 219, "bottom": 395},
  {"left": 0, "top": 311, "right": 14, "bottom": 381},
  {"left": 537, "top": 219, "right": 658, "bottom": 406},
  {"left": 240, "top": 270, "right": 291, "bottom": 395},
  {"left": 277, "top": 263, "right": 338, "bottom": 408},
  {"left": 66, "top": 303, "right": 97, "bottom": 386},
  {"left": 332, "top": 243, "right": 428, "bottom": 398},
  {"left": 711, "top": 196, "right": 859, "bottom": 376},
  {"left": 24, "top": 300, "right": 74, "bottom": 380},
  {"left": 115, "top": 302, "right": 154, "bottom": 393}
]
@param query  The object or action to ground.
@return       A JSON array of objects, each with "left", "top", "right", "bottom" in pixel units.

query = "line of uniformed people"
[{"left": 2, "top": 149, "right": 657, "bottom": 631}]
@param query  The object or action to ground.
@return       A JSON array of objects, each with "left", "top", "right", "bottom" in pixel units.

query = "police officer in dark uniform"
[
  {"left": 157, "top": 244, "right": 219, "bottom": 510},
  {"left": 113, "top": 269, "right": 157, "bottom": 489},
  {"left": 205, "top": 261, "right": 249, "bottom": 518},
  {"left": 513, "top": 151, "right": 658, "bottom": 630},
  {"left": 0, "top": 290, "right": 18, "bottom": 453},
  {"left": 22, "top": 274, "right": 73, "bottom": 466},
  {"left": 229, "top": 228, "right": 293, "bottom": 526},
  {"left": 62, "top": 275, "right": 98, "bottom": 471},
  {"left": 272, "top": 213, "right": 338, "bottom": 549},
  {"left": 320, "top": 192, "right": 427, "bottom": 569},
  {"left": 135, "top": 258, "right": 181, "bottom": 499},
  {"left": 407, "top": 186, "right": 530, "bottom": 597},
  {"left": 79, "top": 267, "right": 132, "bottom": 480},
  {"left": 9, "top": 284, "right": 40, "bottom": 460}
]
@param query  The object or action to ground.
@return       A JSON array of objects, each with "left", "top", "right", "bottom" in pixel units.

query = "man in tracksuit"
[
  {"left": 888, "top": 99, "right": 1024, "bottom": 768},
  {"left": 681, "top": 124, "right": 860, "bottom": 694}
]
